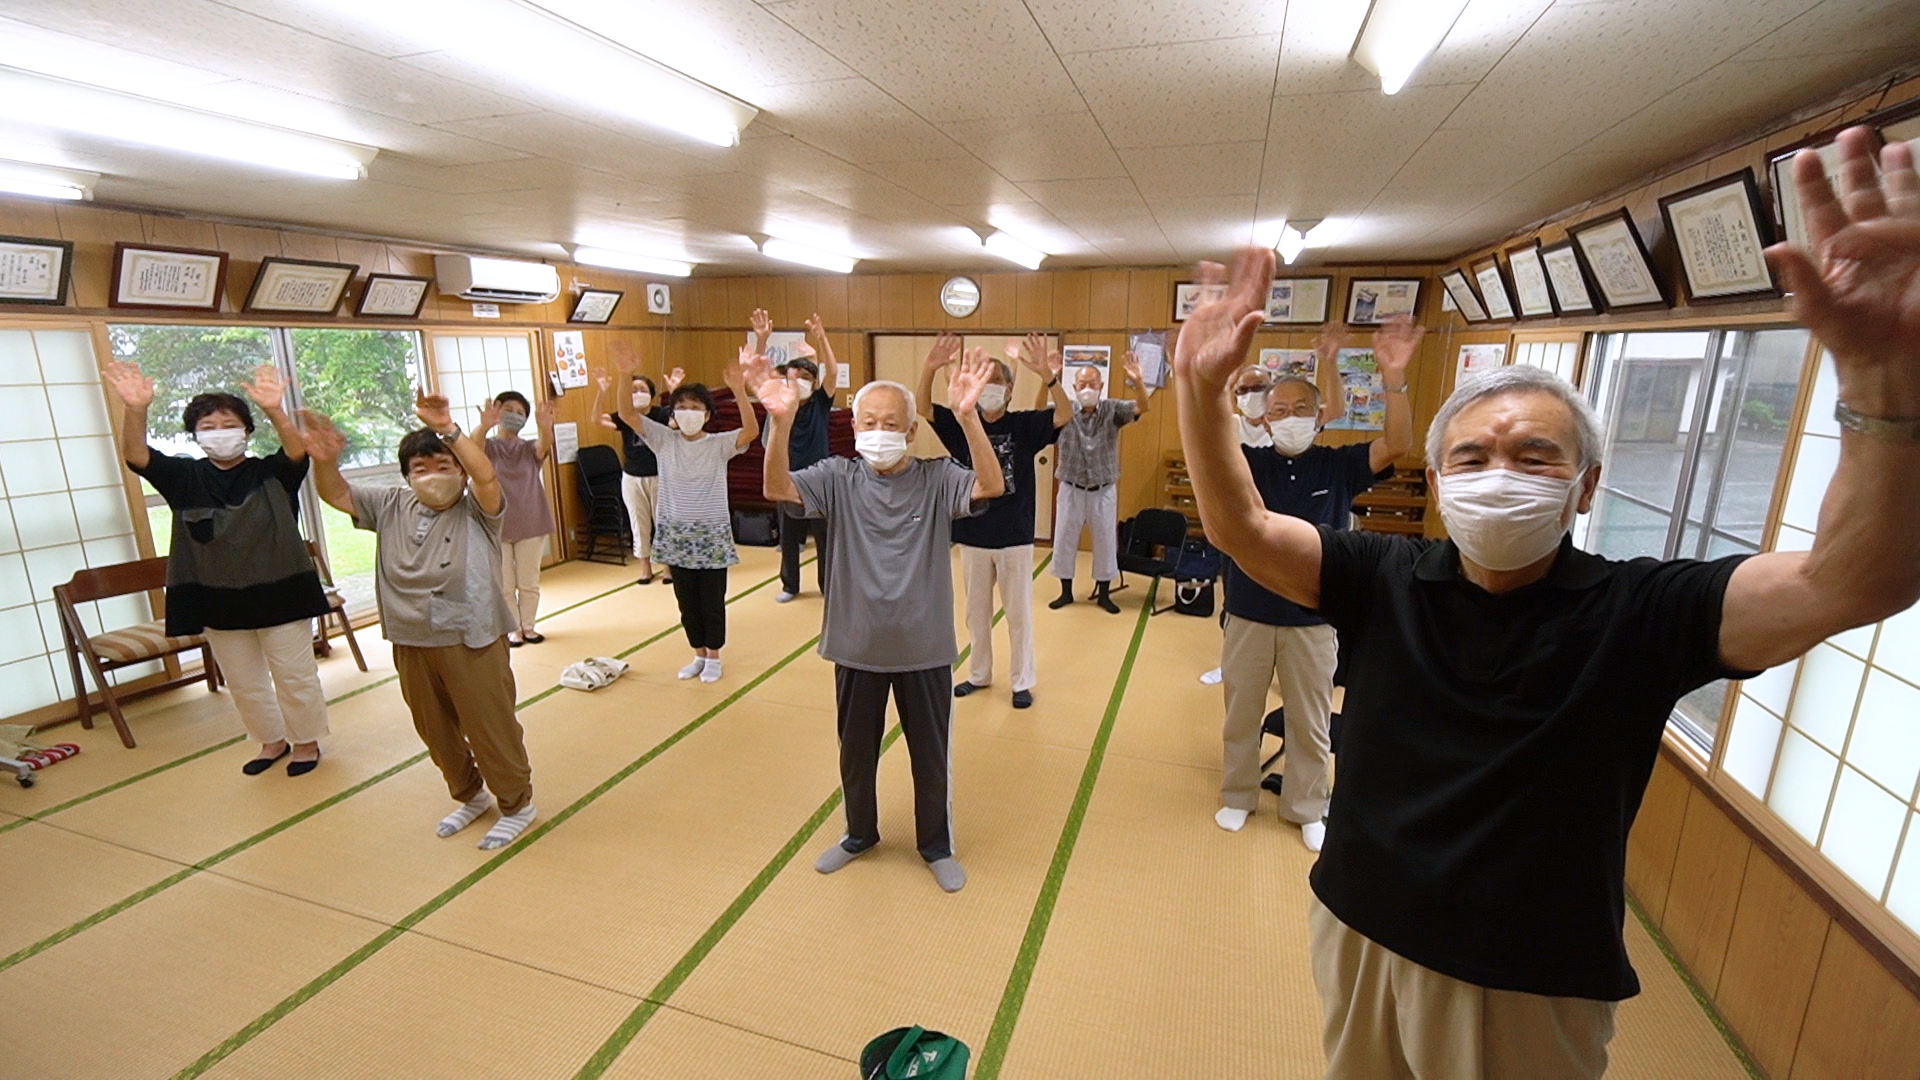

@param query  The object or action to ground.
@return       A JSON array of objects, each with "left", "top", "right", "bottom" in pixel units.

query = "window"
[
  {"left": 1577, "top": 327, "right": 1812, "bottom": 752},
  {"left": 0, "top": 328, "right": 148, "bottom": 716},
  {"left": 1721, "top": 350, "right": 1920, "bottom": 938},
  {"left": 1509, "top": 334, "right": 1582, "bottom": 383}
]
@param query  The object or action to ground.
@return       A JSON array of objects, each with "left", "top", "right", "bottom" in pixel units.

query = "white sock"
[
  {"left": 1301, "top": 820, "right": 1326, "bottom": 852},
  {"left": 1199, "top": 668, "right": 1223, "bottom": 685},
  {"left": 699, "top": 657, "right": 722, "bottom": 683},
  {"left": 1215, "top": 806, "right": 1250, "bottom": 832},
  {"left": 437, "top": 792, "right": 492, "bottom": 838},
  {"left": 678, "top": 657, "right": 705, "bottom": 679},
  {"left": 479, "top": 804, "right": 537, "bottom": 850}
]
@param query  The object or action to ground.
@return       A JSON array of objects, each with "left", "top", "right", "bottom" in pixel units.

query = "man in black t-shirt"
[
  {"left": 1215, "top": 321, "right": 1413, "bottom": 852},
  {"left": 918, "top": 332, "right": 1071, "bottom": 708},
  {"left": 1171, "top": 134, "right": 1920, "bottom": 1080}
]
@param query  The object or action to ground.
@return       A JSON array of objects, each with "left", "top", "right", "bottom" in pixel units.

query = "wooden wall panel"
[
  {"left": 1627, "top": 753, "right": 1692, "bottom": 924},
  {"left": 1662, "top": 789, "right": 1753, "bottom": 997},
  {"left": 1053, "top": 270, "right": 1091, "bottom": 330},
  {"left": 977, "top": 272, "right": 1017, "bottom": 328},
  {"left": 1792, "top": 927, "right": 1920, "bottom": 1080},
  {"left": 879, "top": 275, "right": 914, "bottom": 328},
  {"left": 847, "top": 276, "right": 882, "bottom": 329},
  {"left": 910, "top": 272, "right": 944, "bottom": 328},
  {"left": 1716, "top": 849, "right": 1832, "bottom": 1080},
  {"left": 814, "top": 276, "right": 849, "bottom": 328},
  {"left": 1088, "top": 270, "right": 1129, "bottom": 328},
  {"left": 1014, "top": 272, "right": 1053, "bottom": 327},
  {"left": 784, "top": 277, "right": 818, "bottom": 325},
  {"left": 1126, "top": 269, "right": 1170, "bottom": 329},
  {"left": 690, "top": 278, "right": 729, "bottom": 327}
]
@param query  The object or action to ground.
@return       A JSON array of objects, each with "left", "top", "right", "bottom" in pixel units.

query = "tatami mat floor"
[{"left": 0, "top": 548, "right": 1751, "bottom": 1079}]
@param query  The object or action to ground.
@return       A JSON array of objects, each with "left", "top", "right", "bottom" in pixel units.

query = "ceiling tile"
[
  {"left": 522, "top": 0, "right": 858, "bottom": 96},
  {"left": 1119, "top": 142, "right": 1265, "bottom": 198},
  {"left": 1026, "top": 0, "right": 1287, "bottom": 54},
  {"left": 1271, "top": 1, "right": 1375, "bottom": 97},
  {"left": 1733, "top": 0, "right": 1920, "bottom": 60},
  {"left": 756, "top": 79, "right": 965, "bottom": 164},
  {"left": 1257, "top": 83, "right": 1474, "bottom": 220},
  {"left": 862, "top": 159, "right": 1030, "bottom": 211},
  {"left": 1065, "top": 35, "right": 1281, "bottom": 148},
  {"left": 938, "top": 112, "right": 1128, "bottom": 182}
]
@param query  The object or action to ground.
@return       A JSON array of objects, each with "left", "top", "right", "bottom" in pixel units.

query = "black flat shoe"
[
  {"left": 953, "top": 681, "right": 983, "bottom": 698},
  {"left": 242, "top": 745, "right": 291, "bottom": 776},
  {"left": 507, "top": 636, "right": 523, "bottom": 648},
  {"left": 521, "top": 631, "right": 545, "bottom": 644},
  {"left": 287, "top": 750, "right": 322, "bottom": 777},
  {"left": 637, "top": 575, "right": 654, "bottom": 585},
  {"left": 1012, "top": 690, "right": 1033, "bottom": 709}
]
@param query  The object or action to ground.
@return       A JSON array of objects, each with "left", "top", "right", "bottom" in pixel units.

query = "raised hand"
[
  {"left": 535, "top": 398, "right": 555, "bottom": 426},
  {"left": 1123, "top": 351, "right": 1144, "bottom": 386},
  {"left": 665, "top": 367, "right": 686, "bottom": 393},
  {"left": 241, "top": 364, "right": 287, "bottom": 413},
  {"left": 757, "top": 371, "right": 799, "bottom": 420},
  {"left": 299, "top": 410, "right": 346, "bottom": 462},
  {"left": 1372, "top": 315, "right": 1424, "bottom": 386},
  {"left": 1018, "top": 332, "right": 1051, "bottom": 375},
  {"left": 1768, "top": 127, "right": 1920, "bottom": 403},
  {"left": 1172, "top": 248, "right": 1274, "bottom": 391},
  {"left": 1047, "top": 346, "right": 1063, "bottom": 377},
  {"left": 415, "top": 387, "right": 453, "bottom": 430},
  {"left": 924, "top": 332, "right": 961, "bottom": 372},
  {"left": 476, "top": 398, "right": 502, "bottom": 432},
  {"left": 949, "top": 347, "right": 992, "bottom": 413},
  {"left": 595, "top": 370, "right": 612, "bottom": 393},
  {"left": 723, "top": 346, "right": 752, "bottom": 391},
  {"left": 750, "top": 308, "right": 773, "bottom": 352},
  {"left": 804, "top": 312, "right": 827, "bottom": 341},
  {"left": 1311, "top": 327, "right": 1349, "bottom": 364},
  {"left": 102, "top": 359, "right": 156, "bottom": 409},
  {"left": 607, "top": 341, "right": 638, "bottom": 376}
]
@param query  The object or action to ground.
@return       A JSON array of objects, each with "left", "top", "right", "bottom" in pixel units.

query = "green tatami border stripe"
[
  {"left": 573, "top": 554, "right": 1056, "bottom": 1079},
  {"left": 0, "top": 567, "right": 789, "bottom": 977},
  {"left": 172, "top": 632, "right": 824, "bottom": 1080},
  {"left": 1627, "top": 896, "right": 1764, "bottom": 1080},
  {"left": 975, "top": 578, "right": 1156, "bottom": 1079}
]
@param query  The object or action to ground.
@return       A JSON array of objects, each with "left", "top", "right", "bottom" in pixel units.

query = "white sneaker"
[
  {"left": 1301, "top": 820, "right": 1326, "bottom": 852},
  {"left": 1215, "top": 807, "right": 1250, "bottom": 832},
  {"left": 677, "top": 658, "right": 705, "bottom": 680},
  {"left": 699, "top": 658, "right": 722, "bottom": 683},
  {"left": 775, "top": 591, "right": 797, "bottom": 603},
  {"left": 1199, "top": 668, "right": 1223, "bottom": 685}
]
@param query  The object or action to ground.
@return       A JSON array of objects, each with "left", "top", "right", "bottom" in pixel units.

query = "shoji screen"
[{"left": 0, "top": 328, "right": 147, "bottom": 716}]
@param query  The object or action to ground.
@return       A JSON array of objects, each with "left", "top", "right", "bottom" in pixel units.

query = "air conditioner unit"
[{"left": 434, "top": 255, "right": 561, "bottom": 304}]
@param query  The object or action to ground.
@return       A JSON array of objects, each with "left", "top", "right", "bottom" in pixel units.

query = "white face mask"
[
  {"left": 1238, "top": 416, "right": 1272, "bottom": 448},
  {"left": 1437, "top": 468, "right": 1582, "bottom": 572},
  {"left": 408, "top": 472, "right": 466, "bottom": 509},
  {"left": 794, "top": 379, "right": 815, "bottom": 399},
  {"left": 498, "top": 410, "right": 527, "bottom": 433},
  {"left": 632, "top": 391, "right": 652, "bottom": 409},
  {"left": 674, "top": 409, "right": 707, "bottom": 435},
  {"left": 1074, "top": 387, "right": 1101, "bottom": 409},
  {"left": 1271, "top": 416, "right": 1318, "bottom": 456},
  {"left": 977, "top": 384, "right": 1009, "bottom": 413},
  {"left": 195, "top": 428, "right": 248, "bottom": 460},
  {"left": 855, "top": 430, "right": 910, "bottom": 471},
  {"left": 1236, "top": 391, "right": 1269, "bottom": 420}
]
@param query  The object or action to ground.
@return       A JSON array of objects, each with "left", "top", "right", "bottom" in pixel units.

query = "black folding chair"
[
  {"left": 1115, "top": 507, "right": 1191, "bottom": 615},
  {"left": 573, "top": 444, "right": 630, "bottom": 566}
]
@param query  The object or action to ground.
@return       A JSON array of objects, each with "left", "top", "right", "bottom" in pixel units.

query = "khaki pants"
[
  {"left": 393, "top": 640, "right": 533, "bottom": 815},
  {"left": 961, "top": 543, "right": 1035, "bottom": 692},
  {"left": 1051, "top": 482, "right": 1118, "bottom": 582},
  {"left": 204, "top": 621, "right": 329, "bottom": 746},
  {"left": 1310, "top": 898, "right": 1616, "bottom": 1080},
  {"left": 1220, "top": 616, "right": 1336, "bottom": 822},
  {"left": 499, "top": 536, "right": 545, "bottom": 631},
  {"left": 620, "top": 473, "right": 657, "bottom": 559}
]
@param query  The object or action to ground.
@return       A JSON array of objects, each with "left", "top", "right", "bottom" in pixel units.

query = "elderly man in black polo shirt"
[{"left": 1173, "top": 127, "right": 1920, "bottom": 1079}]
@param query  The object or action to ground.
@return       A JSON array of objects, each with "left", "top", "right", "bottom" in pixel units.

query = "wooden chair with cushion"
[
  {"left": 306, "top": 540, "right": 367, "bottom": 671},
  {"left": 54, "top": 556, "right": 220, "bottom": 749}
]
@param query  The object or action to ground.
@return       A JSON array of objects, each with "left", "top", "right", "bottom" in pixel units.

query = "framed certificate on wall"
[
  {"left": 1539, "top": 239, "right": 1601, "bottom": 315},
  {"left": 1439, "top": 267, "right": 1489, "bottom": 323},
  {"left": 243, "top": 257, "right": 359, "bottom": 314},
  {"left": 0, "top": 235, "right": 74, "bottom": 305},
  {"left": 1659, "top": 168, "right": 1778, "bottom": 304},
  {"left": 1505, "top": 242, "right": 1558, "bottom": 318},
  {"left": 356, "top": 273, "right": 432, "bottom": 318},
  {"left": 1470, "top": 255, "right": 1517, "bottom": 321},
  {"left": 110, "top": 242, "right": 229, "bottom": 311},
  {"left": 1567, "top": 210, "right": 1667, "bottom": 313}
]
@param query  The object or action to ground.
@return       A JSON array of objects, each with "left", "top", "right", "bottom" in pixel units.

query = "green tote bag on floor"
[{"left": 859, "top": 1025, "right": 970, "bottom": 1080}]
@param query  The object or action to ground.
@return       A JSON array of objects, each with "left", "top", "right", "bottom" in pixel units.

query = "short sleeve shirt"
[
  {"left": 131, "top": 449, "right": 329, "bottom": 635},
  {"left": 638, "top": 416, "right": 747, "bottom": 527},
  {"left": 1054, "top": 399, "right": 1137, "bottom": 488},
  {"left": 786, "top": 456, "right": 982, "bottom": 672},
  {"left": 483, "top": 436, "right": 556, "bottom": 543},
  {"left": 787, "top": 388, "right": 834, "bottom": 469},
  {"left": 1224, "top": 443, "right": 1382, "bottom": 627},
  {"left": 610, "top": 412, "right": 664, "bottom": 477},
  {"left": 351, "top": 483, "right": 516, "bottom": 649},
  {"left": 1307, "top": 530, "right": 1756, "bottom": 1000},
  {"left": 929, "top": 406, "right": 1059, "bottom": 549}
]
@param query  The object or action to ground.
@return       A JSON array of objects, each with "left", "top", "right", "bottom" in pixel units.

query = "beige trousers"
[
  {"left": 393, "top": 639, "right": 532, "bottom": 815},
  {"left": 1220, "top": 616, "right": 1337, "bottom": 821},
  {"left": 961, "top": 543, "right": 1036, "bottom": 692},
  {"left": 620, "top": 473, "right": 658, "bottom": 559},
  {"left": 1310, "top": 898, "right": 1617, "bottom": 1080},
  {"left": 204, "top": 622, "right": 330, "bottom": 746},
  {"left": 499, "top": 536, "right": 545, "bottom": 631}
]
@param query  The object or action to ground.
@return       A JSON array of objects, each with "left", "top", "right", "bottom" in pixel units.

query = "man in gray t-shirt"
[
  {"left": 1050, "top": 356, "right": 1149, "bottom": 613},
  {"left": 757, "top": 349, "right": 1004, "bottom": 894}
]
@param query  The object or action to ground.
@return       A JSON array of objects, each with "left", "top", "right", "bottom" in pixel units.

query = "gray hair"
[
  {"left": 988, "top": 357, "right": 1014, "bottom": 386},
  {"left": 1271, "top": 375, "right": 1320, "bottom": 407},
  {"left": 853, "top": 379, "right": 916, "bottom": 420},
  {"left": 1426, "top": 364, "right": 1603, "bottom": 469}
]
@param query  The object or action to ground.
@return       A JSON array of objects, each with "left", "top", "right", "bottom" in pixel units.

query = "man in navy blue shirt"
[
  {"left": 1215, "top": 321, "right": 1415, "bottom": 851},
  {"left": 754, "top": 309, "right": 840, "bottom": 603}
]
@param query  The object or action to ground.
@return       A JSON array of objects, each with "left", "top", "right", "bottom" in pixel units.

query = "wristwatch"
[
  {"left": 1045, "top": 376, "right": 1060, "bottom": 388},
  {"left": 1385, "top": 384, "right": 1409, "bottom": 394},
  {"left": 437, "top": 423, "right": 463, "bottom": 441},
  {"left": 1835, "top": 401, "right": 1920, "bottom": 441}
]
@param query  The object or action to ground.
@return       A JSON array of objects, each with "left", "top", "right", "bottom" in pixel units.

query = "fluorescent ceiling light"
[
  {"left": 0, "top": 158, "right": 96, "bottom": 201},
  {"left": 570, "top": 246, "right": 693, "bottom": 277},
  {"left": 760, "top": 237, "right": 857, "bottom": 274},
  {"left": 1350, "top": 0, "right": 1472, "bottom": 95},
  {"left": 0, "top": 66, "right": 375, "bottom": 180},
  {"left": 982, "top": 230, "right": 1047, "bottom": 270},
  {"left": 1275, "top": 219, "right": 1322, "bottom": 265}
]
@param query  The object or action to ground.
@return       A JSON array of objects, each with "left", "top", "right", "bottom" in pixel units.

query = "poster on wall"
[
  {"left": 552, "top": 329, "right": 589, "bottom": 389},
  {"left": 1061, "top": 344, "right": 1112, "bottom": 395},
  {"left": 1172, "top": 282, "right": 1226, "bottom": 321},
  {"left": 754, "top": 330, "right": 809, "bottom": 367},
  {"left": 1344, "top": 278, "right": 1420, "bottom": 325},
  {"left": 1130, "top": 331, "right": 1167, "bottom": 388},
  {"left": 552, "top": 421, "right": 579, "bottom": 465},
  {"left": 1456, "top": 343, "right": 1507, "bottom": 384},
  {"left": 1325, "top": 347, "right": 1384, "bottom": 432},
  {"left": 1257, "top": 348, "right": 1317, "bottom": 378},
  {"left": 1264, "top": 277, "right": 1331, "bottom": 324}
]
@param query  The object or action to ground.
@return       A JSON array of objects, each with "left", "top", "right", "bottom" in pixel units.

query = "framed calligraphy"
[
  {"left": 0, "top": 235, "right": 74, "bottom": 305},
  {"left": 1659, "top": 168, "right": 1778, "bottom": 304},
  {"left": 110, "top": 242, "right": 228, "bottom": 312}
]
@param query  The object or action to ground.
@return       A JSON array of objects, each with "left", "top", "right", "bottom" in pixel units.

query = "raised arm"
[
  {"left": 241, "top": 364, "right": 305, "bottom": 462},
  {"left": 723, "top": 349, "right": 761, "bottom": 450},
  {"left": 750, "top": 308, "right": 773, "bottom": 358},
  {"left": 590, "top": 372, "right": 619, "bottom": 431},
  {"left": 533, "top": 397, "right": 556, "bottom": 463},
  {"left": 806, "top": 313, "right": 839, "bottom": 401},
  {"left": 914, "top": 332, "right": 959, "bottom": 422},
  {"left": 1124, "top": 350, "right": 1150, "bottom": 420},
  {"left": 745, "top": 351, "right": 802, "bottom": 504},
  {"left": 298, "top": 411, "right": 355, "bottom": 515},
  {"left": 1313, "top": 328, "right": 1349, "bottom": 426},
  {"left": 103, "top": 359, "right": 155, "bottom": 470},
  {"left": 472, "top": 398, "right": 501, "bottom": 441},
  {"left": 417, "top": 389, "right": 502, "bottom": 515},
  {"left": 950, "top": 349, "right": 1005, "bottom": 501},
  {"left": 1173, "top": 248, "right": 1324, "bottom": 608},
  {"left": 1719, "top": 127, "right": 1920, "bottom": 670},
  {"left": 1017, "top": 333, "right": 1072, "bottom": 427},
  {"left": 1368, "top": 316, "right": 1420, "bottom": 472}
]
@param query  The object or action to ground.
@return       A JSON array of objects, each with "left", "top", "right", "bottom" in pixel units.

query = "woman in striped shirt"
[{"left": 612, "top": 351, "right": 759, "bottom": 683}]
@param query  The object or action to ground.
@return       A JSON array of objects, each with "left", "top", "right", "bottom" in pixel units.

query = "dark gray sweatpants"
[{"left": 834, "top": 664, "right": 952, "bottom": 862}]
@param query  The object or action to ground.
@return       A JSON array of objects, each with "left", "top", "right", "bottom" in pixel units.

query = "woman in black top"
[
  {"left": 592, "top": 367, "right": 672, "bottom": 584},
  {"left": 105, "top": 360, "right": 333, "bottom": 776}
]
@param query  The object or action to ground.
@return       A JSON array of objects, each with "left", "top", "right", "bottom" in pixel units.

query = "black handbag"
[{"left": 1174, "top": 578, "right": 1216, "bottom": 617}]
